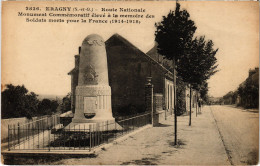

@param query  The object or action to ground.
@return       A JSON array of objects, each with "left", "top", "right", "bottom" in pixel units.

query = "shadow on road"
[
  {"left": 120, "top": 157, "right": 158, "bottom": 165},
  {"left": 168, "top": 139, "right": 186, "bottom": 148},
  {"left": 241, "top": 149, "right": 259, "bottom": 165},
  {"left": 155, "top": 123, "right": 173, "bottom": 127}
]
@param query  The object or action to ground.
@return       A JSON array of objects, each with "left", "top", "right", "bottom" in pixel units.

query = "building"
[
  {"left": 147, "top": 43, "right": 197, "bottom": 114},
  {"left": 221, "top": 67, "right": 259, "bottom": 108},
  {"left": 68, "top": 33, "right": 175, "bottom": 117},
  {"left": 236, "top": 67, "right": 259, "bottom": 108}
]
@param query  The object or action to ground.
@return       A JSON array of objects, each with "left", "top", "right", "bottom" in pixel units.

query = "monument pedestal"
[{"left": 71, "top": 85, "right": 114, "bottom": 123}]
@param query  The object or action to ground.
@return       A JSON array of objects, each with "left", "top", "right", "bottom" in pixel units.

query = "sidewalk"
[{"left": 52, "top": 106, "right": 230, "bottom": 165}]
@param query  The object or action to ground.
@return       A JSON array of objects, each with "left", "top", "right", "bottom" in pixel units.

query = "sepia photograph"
[{"left": 1, "top": 1, "right": 259, "bottom": 165}]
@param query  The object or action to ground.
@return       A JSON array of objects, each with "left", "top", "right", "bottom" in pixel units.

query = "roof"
[
  {"left": 106, "top": 33, "right": 173, "bottom": 78},
  {"left": 146, "top": 43, "right": 173, "bottom": 71},
  {"left": 68, "top": 68, "right": 78, "bottom": 75},
  {"left": 60, "top": 111, "right": 73, "bottom": 118},
  {"left": 146, "top": 42, "right": 161, "bottom": 62},
  {"left": 238, "top": 68, "right": 259, "bottom": 88}
]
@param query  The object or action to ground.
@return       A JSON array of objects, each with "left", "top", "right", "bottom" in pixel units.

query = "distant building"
[
  {"left": 236, "top": 67, "right": 259, "bottom": 108},
  {"left": 208, "top": 96, "right": 222, "bottom": 105},
  {"left": 221, "top": 67, "right": 259, "bottom": 108},
  {"left": 239, "top": 67, "right": 259, "bottom": 88}
]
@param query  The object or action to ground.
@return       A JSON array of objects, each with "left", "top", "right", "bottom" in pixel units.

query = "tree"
[
  {"left": 155, "top": 3, "right": 197, "bottom": 61},
  {"left": 177, "top": 36, "right": 218, "bottom": 125},
  {"left": 60, "top": 93, "right": 71, "bottom": 113},
  {"left": 237, "top": 79, "right": 258, "bottom": 108},
  {"left": 38, "top": 99, "right": 59, "bottom": 115},
  {"left": 199, "top": 81, "right": 209, "bottom": 104},
  {"left": 177, "top": 37, "right": 218, "bottom": 86},
  {"left": 1, "top": 84, "right": 39, "bottom": 119},
  {"left": 176, "top": 77, "right": 187, "bottom": 116},
  {"left": 155, "top": 2, "right": 197, "bottom": 145}
]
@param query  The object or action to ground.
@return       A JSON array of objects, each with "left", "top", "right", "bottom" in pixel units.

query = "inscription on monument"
[{"left": 84, "top": 97, "right": 97, "bottom": 118}]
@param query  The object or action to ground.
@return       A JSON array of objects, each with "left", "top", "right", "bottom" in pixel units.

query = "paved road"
[{"left": 210, "top": 105, "right": 259, "bottom": 165}]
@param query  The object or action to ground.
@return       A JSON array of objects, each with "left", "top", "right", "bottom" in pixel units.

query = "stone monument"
[{"left": 70, "top": 34, "right": 115, "bottom": 126}]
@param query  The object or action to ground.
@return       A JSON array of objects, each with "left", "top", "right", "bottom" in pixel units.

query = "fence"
[
  {"left": 2, "top": 115, "right": 60, "bottom": 143},
  {"left": 7, "top": 114, "right": 60, "bottom": 151},
  {"left": 7, "top": 112, "right": 151, "bottom": 152}
]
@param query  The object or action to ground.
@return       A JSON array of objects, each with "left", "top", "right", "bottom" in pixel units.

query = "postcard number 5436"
[{"left": 26, "top": 7, "right": 40, "bottom": 11}]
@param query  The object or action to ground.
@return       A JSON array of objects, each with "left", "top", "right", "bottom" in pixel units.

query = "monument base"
[
  {"left": 72, "top": 117, "right": 115, "bottom": 123},
  {"left": 65, "top": 120, "right": 123, "bottom": 132}
]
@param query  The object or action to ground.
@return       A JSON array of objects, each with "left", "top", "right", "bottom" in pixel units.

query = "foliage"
[
  {"left": 177, "top": 36, "right": 218, "bottom": 89},
  {"left": 199, "top": 81, "right": 209, "bottom": 103},
  {"left": 38, "top": 99, "right": 59, "bottom": 115},
  {"left": 222, "top": 71, "right": 258, "bottom": 109},
  {"left": 222, "top": 91, "right": 237, "bottom": 105},
  {"left": 155, "top": 2, "right": 197, "bottom": 62},
  {"left": 60, "top": 93, "right": 72, "bottom": 113},
  {"left": 1, "top": 84, "right": 59, "bottom": 119},
  {"left": 1, "top": 84, "right": 39, "bottom": 119},
  {"left": 237, "top": 79, "right": 258, "bottom": 108},
  {"left": 176, "top": 78, "right": 186, "bottom": 116}
]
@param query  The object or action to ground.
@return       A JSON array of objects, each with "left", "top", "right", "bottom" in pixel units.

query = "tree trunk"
[
  {"left": 173, "top": 59, "right": 177, "bottom": 145},
  {"left": 196, "top": 92, "right": 198, "bottom": 117},
  {"left": 189, "top": 86, "right": 192, "bottom": 126}
]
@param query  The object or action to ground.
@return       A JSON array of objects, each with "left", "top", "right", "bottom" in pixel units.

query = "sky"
[{"left": 2, "top": 1, "right": 259, "bottom": 98}]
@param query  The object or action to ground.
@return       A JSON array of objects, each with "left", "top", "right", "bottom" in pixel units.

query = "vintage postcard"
[{"left": 1, "top": 1, "right": 259, "bottom": 165}]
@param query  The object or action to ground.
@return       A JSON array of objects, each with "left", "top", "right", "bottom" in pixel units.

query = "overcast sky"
[{"left": 2, "top": 1, "right": 259, "bottom": 98}]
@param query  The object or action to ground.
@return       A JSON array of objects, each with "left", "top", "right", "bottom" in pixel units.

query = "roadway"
[{"left": 210, "top": 105, "right": 259, "bottom": 165}]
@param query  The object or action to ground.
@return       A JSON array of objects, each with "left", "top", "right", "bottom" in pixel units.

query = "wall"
[{"left": 164, "top": 79, "right": 174, "bottom": 113}]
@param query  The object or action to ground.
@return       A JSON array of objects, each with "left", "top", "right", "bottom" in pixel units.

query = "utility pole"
[
  {"left": 189, "top": 85, "right": 192, "bottom": 126},
  {"left": 173, "top": 58, "right": 177, "bottom": 145}
]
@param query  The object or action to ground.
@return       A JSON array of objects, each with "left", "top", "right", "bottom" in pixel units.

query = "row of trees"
[
  {"left": 1, "top": 84, "right": 71, "bottom": 119},
  {"left": 221, "top": 91, "right": 237, "bottom": 105},
  {"left": 221, "top": 76, "right": 258, "bottom": 108},
  {"left": 155, "top": 2, "right": 218, "bottom": 144},
  {"left": 237, "top": 78, "right": 258, "bottom": 108},
  {"left": 155, "top": 3, "right": 218, "bottom": 107}
]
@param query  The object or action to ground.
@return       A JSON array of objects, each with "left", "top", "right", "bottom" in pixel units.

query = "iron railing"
[
  {"left": 7, "top": 112, "right": 151, "bottom": 152},
  {"left": 7, "top": 114, "right": 60, "bottom": 150}
]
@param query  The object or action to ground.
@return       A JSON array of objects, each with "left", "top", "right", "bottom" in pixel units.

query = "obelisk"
[{"left": 71, "top": 34, "right": 114, "bottom": 123}]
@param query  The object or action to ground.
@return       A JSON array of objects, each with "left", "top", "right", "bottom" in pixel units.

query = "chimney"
[
  {"left": 75, "top": 55, "right": 80, "bottom": 69},
  {"left": 249, "top": 69, "right": 256, "bottom": 77},
  {"left": 78, "top": 46, "right": 81, "bottom": 54}
]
